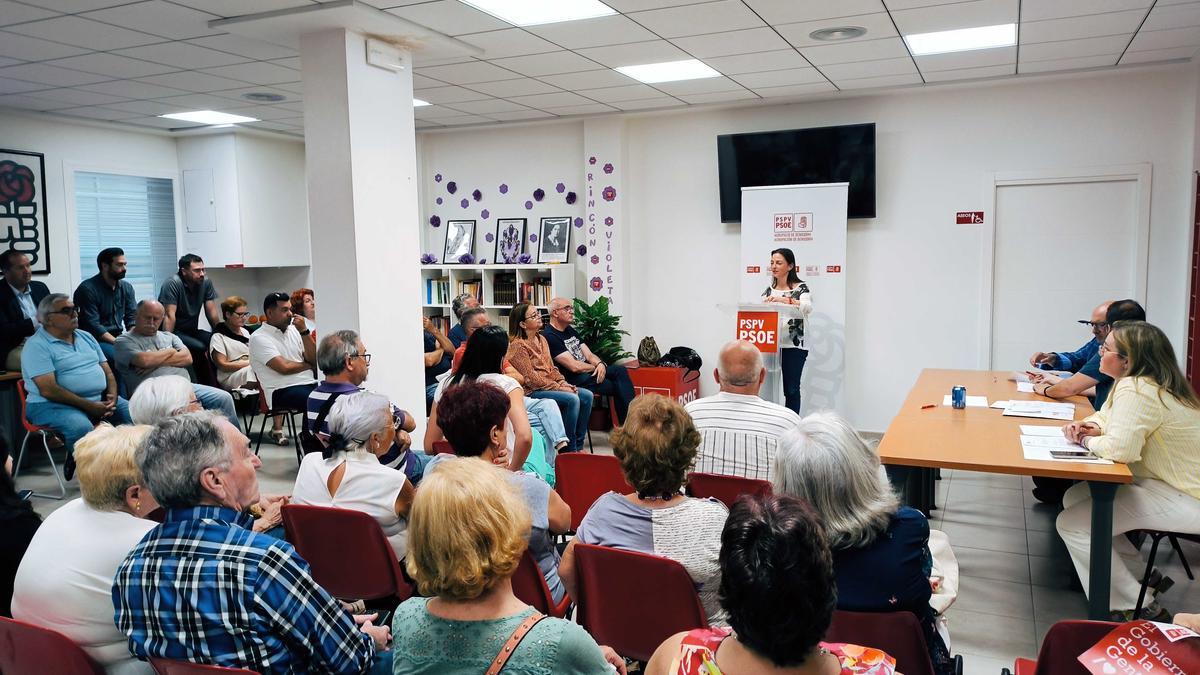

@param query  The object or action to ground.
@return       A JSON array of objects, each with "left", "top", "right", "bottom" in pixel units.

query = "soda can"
[{"left": 951, "top": 386, "right": 966, "bottom": 409}]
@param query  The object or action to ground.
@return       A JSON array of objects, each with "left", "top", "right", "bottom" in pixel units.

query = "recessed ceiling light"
[
  {"left": 413, "top": 98, "right": 431, "bottom": 107},
  {"left": 904, "top": 23, "right": 1016, "bottom": 56},
  {"left": 809, "top": 26, "right": 867, "bottom": 42},
  {"left": 615, "top": 59, "right": 720, "bottom": 84},
  {"left": 241, "top": 92, "right": 286, "bottom": 103},
  {"left": 159, "top": 110, "right": 258, "bottom": 125},
  {"left": 461, "top": 0, "right": 615, "bottom": 26}
]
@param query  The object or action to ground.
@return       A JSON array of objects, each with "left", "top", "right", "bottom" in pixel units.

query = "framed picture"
[
  {"left": 0, "top": 149, "right": 50, "bottom": 274},
  {"left": 494, "top": 218, "right": 525, "bottom": 264},
  {"left": 443, "top": 219, "right": 475, "bottom": 263},
  {"left": 537, "top": 216, "right": 571, "bottom": 264}
]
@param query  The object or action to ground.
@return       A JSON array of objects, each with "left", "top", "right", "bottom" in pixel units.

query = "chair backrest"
[
  {"left": 0, "top": 616, "right": 105, "bottom": 675},
  {"left": 555, "top": 454, "right": 631, "bottom": 532},
  {"left": 251, "top": 378, "right": 270, "bottom": 414},
  {"left": 150, "top": 657, "right": 260, "bottom": 674},
  {"left": 281, "top": 504, "right": 412, "bottom": 603},
  {"left": 686, "top": 472, "right": 772, "bottom": 509},
  {"left": 511, "top": 548, "right": 557, "bottom": 615},
  {"left": 432, "top": 439, "right": 455, "bottom": 456},
  {"left": 1031, "top": 620, "right": 1121, "bottom": 675},
  {"left": 15, "top": 379, "right": 45, "bottom": 432},
  {"left": 825, "top": 610, "right": 936, "bottom": 675},
  {"left": 573, "top": 543, "right": 707, "bottom": 662}
]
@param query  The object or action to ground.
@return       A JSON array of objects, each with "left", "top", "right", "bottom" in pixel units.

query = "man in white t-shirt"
[
  {"left": 685, "top": 340, "right": 801, "bottom": 481},
  {"left": 249, "top": 291, "right": 317, "bottom": 415}
]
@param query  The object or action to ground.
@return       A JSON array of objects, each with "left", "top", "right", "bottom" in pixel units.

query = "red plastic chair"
[
  {"left": 512, "top": 549, "right": 570, "bottom": 618},
  {"left": 1002, "top": 620, "right": 1119, "bottom": 675},
  {"left": 825, "top": 610, "right": 937, "bottom": 675},
  {"left": 248, "top": 378, "right": 303, "bottom": 464},
  {"left": 150, "top": 657, "right": 259, "bottom": 674},
  {"left": 555, "top": 454, "right": 631, "bottom": 532},
  {"left": 573, "top": 543, "right": 707, "bottom": 662},
  {"left": 0, "top": 616, "right": 105, "bottom": 674},
  {"left": 687, "top": 472, "right": 772, "bottom": 509},
  {"left": 281, "top": 503, "right": 412, "bottom": 604},
  {"left": 12, "top": 379, "right": 66, "bottom": 499},
  {"left": 432, "top": 439, "right": 455, "bottom": 455}
]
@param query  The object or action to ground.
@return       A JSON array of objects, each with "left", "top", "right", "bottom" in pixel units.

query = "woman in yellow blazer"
[{"left": 1056, "top": 320, "right": 1200, "bottom": 621}]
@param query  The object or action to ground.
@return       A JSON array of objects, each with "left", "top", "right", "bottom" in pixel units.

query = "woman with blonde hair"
[
  {"left": 1057, "top": 320, "right": 1200, "bottom": 621},
  {"left": 390, "top": 459, "right": 624, "bottom": 674},
  {"left": 12, "top": 424, "right": 158, "bottom": 673}
]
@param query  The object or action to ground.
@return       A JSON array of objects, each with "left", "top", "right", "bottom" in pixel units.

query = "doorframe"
[{"left": 980, "top": 163, "right": 1152, "bottom": 369}]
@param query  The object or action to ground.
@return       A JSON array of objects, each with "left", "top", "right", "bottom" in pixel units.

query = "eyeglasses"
[
  {"left": 50, "top": 306, "right": 79, "bottom": 316},
  {"left": 1078, "top": 320, "right": 1109, "bottom": 328},
  {"left": 231, "top": 311, "right": 250, "bottom": 318},
  {"left": 524, "top": 313, "right": 541, "bottom": 321},
  {"left": 1099, "top": 343, "right": 1126, "bottom": 358},
  {"left": 349, "top": 352, "right": 372, "bottom": 365},
  {"left": 552, "top": 306, "right": 573, "bottom": 314}
]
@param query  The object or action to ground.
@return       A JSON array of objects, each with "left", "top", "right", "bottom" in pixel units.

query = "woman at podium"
[{"left": 761, "top": 247, "right": 812, "bottom": 414}]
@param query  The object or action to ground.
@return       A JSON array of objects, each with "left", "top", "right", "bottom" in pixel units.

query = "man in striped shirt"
[{"left": 685, "top": 340, "right": 801, "bottom": 481}]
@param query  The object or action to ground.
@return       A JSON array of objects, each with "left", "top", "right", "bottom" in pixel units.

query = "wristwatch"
[{"left": 299, "top": 329, "right": 311, "bottom": 336}]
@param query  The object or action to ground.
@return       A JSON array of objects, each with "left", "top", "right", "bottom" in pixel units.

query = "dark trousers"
[
  {"left": 272, "top": 382, "right": 317, "bottom": 430},
  {"left": 177, "top": 329, "right": 214, "bottom": 386},
  {"left": 567, "top": 363, "right": 635, "bottom": 424},
  {"left": 781, "top": 347, "right": 808, "bottom": 414}
]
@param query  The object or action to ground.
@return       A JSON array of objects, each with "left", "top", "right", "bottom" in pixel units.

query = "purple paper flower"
[
  {"left": 524, "top": 200, "right": 533, "bottom": 210},
  {"left": 517, "top": 253, "right": 532, "bottom": 264},
  {"left": 435, "top": 197, "right": 443, "bottom": 205},
  {"left": 434, "top": 173, "right": 442, "bottom": 182},
  {"left": 485, "top": 232, "right": 495, "bottom": 243},
  {"left": 574, "top": 217, "right": 583, "bottom": 227},
  {"left": 590, "top": 276, "right": 603, "bottom": 291},
  {"left": 499, "top": 183, "right": 508, "bottom": 194},
  {"left": 478, "top": 258, "right": 488, "bottom": 264},
  {"left": 446, "top": 181, "right": 457, "bottom": 194},
  {"left": 533, "top": 188, "right": 545, "bottom": 202},
  {"left": 472, "top": 189, "right": 482, "bottom": 202},
  {"left": 458, "top": 253, "right": 475, "bottom": 264},
  {"left": 429, "top": 215, "right": 441, "bottom": 227},
  {"left": 460, "top": 198, "right": 469, "bottom": 208},
  {"left": 590, "top": 254, "right": 600, "bottom": 265},
  {"left": 576, "top": 244, "right": 587, "bottom": 256},
  {"left": 481, "top": 209, "right": 490, "bottom": 219},
  {"left": 603, "top": 163, "right": 614, "bottom": 174},
  {"left": 421, "top": 253, "right": 437, "bottom": 264},
  {"left": 602, "top": 186, "right": 616, "bottom": 202},
  {"left": 555, "top": 182, "right": 565, "bottom": 193},
  {"left": 565, "top": 191, "right": 576, "bottom": 204},
  {"left": 604, "top": 216, "right": 614, "bottom": 226},
  {"left": 529, "top": 233, "right": 538, "bottom": 243},
  {"left": 588, "top": 156, "right": 597, "bottom": 165}
]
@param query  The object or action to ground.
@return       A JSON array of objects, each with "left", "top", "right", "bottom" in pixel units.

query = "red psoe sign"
[{"left": 736, "top": 311, "right": 778, "bottom": 353}]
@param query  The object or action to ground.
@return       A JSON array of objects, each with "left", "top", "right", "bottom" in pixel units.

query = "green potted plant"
[{"left": 572, "top": 296, "right": 633, "bottom": 365}]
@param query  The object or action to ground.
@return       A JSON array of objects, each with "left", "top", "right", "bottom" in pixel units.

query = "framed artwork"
[
  {"left": 443, "top": 219, "right": 475, "bottom": 263},
  {"left": 494, "top": 218, "right": 525, "bottom": 264},
  {"left": 537, "top": 216, "right": 571, "bottom": 264},
  {"left": 0, "top": 149, "right": 50, "bottom": 274}
]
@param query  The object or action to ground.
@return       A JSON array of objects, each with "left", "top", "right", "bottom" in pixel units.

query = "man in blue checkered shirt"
[{"left": 112, "top": 412, "right": 391, "bottom": 674}]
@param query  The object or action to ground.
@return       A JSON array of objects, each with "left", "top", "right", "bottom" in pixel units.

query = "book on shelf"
[
  {"left": 425, "top": 277, "right": 449, "bottom": 305},
  {"left": 426, "top": 315, "right": 450, "bottom": 334},
  {"left": 518, "top": 277, "right": 553, "bottom": 306},
  {"left": 458, "top": 279, "right": 482, "bottom": 304},
  {"left": 493, "top": 273, "right": 517, "bottom": 306}
]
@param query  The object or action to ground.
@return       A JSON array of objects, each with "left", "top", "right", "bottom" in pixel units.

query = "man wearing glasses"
[
  {"left": 1028, "top": 301, "right": 1111, "bottom": 374},
  {"left": 544, "top": 297, "right": 635, "bottom": 424},
  {"left": 249, "top": 292, "right": 318, "bottom": 418},
  {"left": 20, "top": 293, "right": 130, "bottom": 478}
]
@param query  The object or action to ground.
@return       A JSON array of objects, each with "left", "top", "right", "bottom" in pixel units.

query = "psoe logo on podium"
[{"left": 736, "top": 311, "right": 779, "bottom": 353}]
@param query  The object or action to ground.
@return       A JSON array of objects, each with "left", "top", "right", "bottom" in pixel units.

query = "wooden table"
[{"left": 878, "top": 369, "right": 1133, "bottom": 621}]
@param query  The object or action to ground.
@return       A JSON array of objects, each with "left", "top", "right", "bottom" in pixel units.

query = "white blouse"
[{"left": 292, "top": 450, "right": 409, "bottom": 560}]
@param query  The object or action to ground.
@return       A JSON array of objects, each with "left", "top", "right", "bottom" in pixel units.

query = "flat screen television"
[{"left": 717, "top": 123, "right": 876, "bottom": 222}]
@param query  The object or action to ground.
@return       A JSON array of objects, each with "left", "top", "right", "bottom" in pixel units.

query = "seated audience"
[
  {"left": 11, "top": 424, "right": 156, "bottom": 673},
  {"left": 1029, "top": 301, "right": 1110, "bottom": 373},
  {"left": 773, "top": 411, "right": 952, "bottom": 675},
  {"left": 0, "top": 437, "right": 41, "bottom": 618},
  {"left": 113, "top": 412, "right": 388, "bottom": 673},
  {"left": 544, "top": 297, "right": 634, "bottom": 424},
  {"left": 392, "top": 458, "right": 624, "bottom": 674},
  {"left": 21, "top": 293, "right": 131, "bottom": 478},
  {"left": 291, "top": 287, "right": 317, "bottom": 338},
  {"left": 449, "top": 307, "right": 522, "bottom": 381},
  {"left": 249, "top": 291, "right": 317, "bottom": 416},
  {"left": 1056, "top": 320, "right": 1200, "bottom": 621},
  {"left": 508, "top": 301, "right": 593, "bottom": 453},
  {"left": 292, "top": 392, "right": 415, "bottom": 561},
  {"left": 158, "top": 254, "right": 221, "bottom": 385},
  {"left": 308, "top": 330, "right": 421, "bottom": 479},
  {"left": 685, "top": 339, "right": 801, "bottom": 480},
  {"left": 73, "top": 246, "right": 136, "bottom": 368},
  {"left": 429, "top": 381, "right": 571, "bottom": 603},
  {"left": 209, "top": 295, "right": 256, "bottom": 390},
  {"left": 447, "top": 292, "right": 478, "bottom": 348},
  {"left": 646, "top": 494, "right": 898, "bottom": 675},
  {"left": 559, "top": 395, "right": 728, "bottom": 625},
  {"left": 0, "top": 249, "right": 49, "bottom": 371},
  {"left": 114, "top": 299, "right": 240, "bottom": 429},
  {"left": 423, "top": 314, "right": 453, "bottom": 408}
]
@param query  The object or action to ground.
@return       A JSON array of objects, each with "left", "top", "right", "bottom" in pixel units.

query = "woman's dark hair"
[
  {"left": 436, "top": 381, "right": 511, "bottom": 457},
  {"left": 450, "top": 325, "right": 508, "bottom": 385},
  {"left": 770, "top": 248, "right": 800, "bottom": 288},
  {"left": 0, "top": 435, "right": 34, "bottom": 515},
  {"left": 718, "top": 493, "right": 836, "bottom": 668},
  {"left": 508, "top": 302, "right": 533, "bottom": 340}
]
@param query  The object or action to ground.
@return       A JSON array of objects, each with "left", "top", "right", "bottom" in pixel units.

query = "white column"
[{"left": 300, "top": 29, "right": 426, "bottom": 432}]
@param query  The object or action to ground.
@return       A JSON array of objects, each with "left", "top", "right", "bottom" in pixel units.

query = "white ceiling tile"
[
  {"left": 0, "top": 76, "right": 53, "bottom": 94},
  {"left": 200, "top": 60, "right": 302, "bottom": 84},
  {"left": 207, "top": 85, "right": 297, "bottom": 102},
  {"left": 653, "top": 76, "right": 743, "bottom": 95},
  {"left": 0, "top": 0, "right": 58, "bottom": 27},
  {"left": 275, "top": 82, "right": 304, "bottom": 94},
  {"left": 151, "top": 92, "right": 241, "bottom": 108},
  {"left": 415, "top": 104, "right": 470, "bottom": 119},
  {"left": 0, "top": 30, "right": 89, "bottom": 60},
  {"left": 412, "top": 84, "right": 492, "bottom": 104},
  {"left": 629, "top": 1, "right": 765, "bottom": 38},
  {"left": 102, "top": 98, "right": 184, "bottom": 115},
  {"left": 272, "top": 101, "right": 303, "bottom": 112},
  {"left": 446, "top": 98, "right": 530, "bottom": 114},
  {"left": 671, "top": 27, "right": 791, "bottom": 58},
  {"left": 268, "top": 56, "right": 301, "bottom": 70},
  {"left": 82, "top": 1, "right": 221, "bottom": 40},
  {"left": 169, "top": 0, "right": 314, "bottom": 18},
  {"left": 185, "top": 34, "right": 298, "bottom": 61},
  {"left": 609, "top": 96, "right": 682, "bottom": 110},
  {"left": 1019, "top": 0, "right": 1152, "bottom": 22},
  {"left": 575, "top": 40, "right": 690, "bottom": 68},
  {"left": 577, "top": 83, "right": 668, "bottom": 102},
  {"left": 13, "top": 15, "right": 163, "bottom": 50},
  {"left": 0, "top": 93, "right": 64, "bottom": 109},
  {"left": 1018, "top": 54, "right": 1119, "bottom": 72},
  {"left": 922, "top": 63, "right": 1015, "bottom": 81},
  {"left": 458, "top": 29, "right": 559, "bottom": 59},
  {"left": 509, "top": 91, "right": 596, "bottom": 108},
  {"left": 835, "top": 72, "right": 922, "bottom": 89},
  {"left": 821, "top": 56, "right": 918, "bottom": 80},
  {"left": 55, "top": 105, "right": 142, "bottom": 121},
  {"left": 415, "top": 121, "right": 443, "bottom": 129},
  {"left": 0, "top": 61, "right": 110, "bottom": 86},
  {"left": 0, "top": 56, "right": 20, "bottom": 67},
  {"left": 542, "top": 103, "right": 619, "bottom": 114},
  {"left": 77, "top": 79, "right": 189, "bottom": 99},
  {"left": 243, "top": 120, "right": 303, "bottom": 132},
  {"left": 134, "top": 70, "right": 251, "bottom": 93},
  {"left": 1021, "top": 10, "right": 1145, "bottom": 44},
  {"left": 915, "top": 45, "right": 1015, "bottom": 71},
  {"left": 18, "top": 86, "right": 127, "bottom": 106},
  {"left": 44, "top": 52, "right": 177, "bottom": 78},
  {"left": 883, "top": 0, "right": 976, "bottom": 9},
  {"left": 23, "top": 0, "right": 141, "bottom": 9},
  {"left": 678, "top": 89, "right": 758, "bottom": 103},
  {"left": 1119, "top": 45, "right": 1200, "bottom": 63},
  {"left": 120, "top": 115, "right": 203, "bottom": 129},
  {"left": 891, "top": 0, "right": 1018, "bottom": 35},
  {"left": 775, "top": 13, "right": 898, "bottom": 49},
  {"left": 525, "top": 15, "right": 658, "bottom": 49},
  {"left": 702, "top": 49, "right": 812, "bottom": 75},
  {"left": 487, "top": 51, "right": 599, "bottom": 76},
  {"left": 114, "top": 42, "right": 252, "bottom": 69},
  {"left": 417, "top": 60, "right": 524, "bottom": 84},
  {"left": 538, "top": 69, "right": 638, "bottom": 89},
  {"left": 466, "top": 77, "right": 561, "bottom": 97},
  {"left": 1126, "top": 26, "right": 1200, "bottom": 52},
  {"left": 1018, "top": 35, "right": 1129, "bottom": 62},
  {"left": 1142, "top": 3, "right": 1200, "bottom": 31},
  {"left": 223, "top": 104, "right": 297, "bottom": 120},
  {"left": 800, "top": 37, "right": 910, "bottom": 65},
  {"left": 385, "top": 1, "right": 510, "bottom": 36},
  {"left": 412, "top": 55, "right": 476, "bottom": 68},
  {"left": 602, "top": 0, "right": 714, "bottom": 10},
  {"left": 487, "top": 110, "right": 556, "bottom": 121},
  {"left": 437, "top": 114, "right": 495, "bottom": 125},
  {"left": 412, "top": 74, "right": 440, "bottom": 88},
  {"left": 741, "top": 0, "right": 886, "bottom": 25},
  {"left": 731, "top": 67, "right": 827, "bottom": 88}
]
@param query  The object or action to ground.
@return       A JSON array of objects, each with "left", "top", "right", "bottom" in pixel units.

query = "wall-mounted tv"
[{"left": 717, "top": 123, "right": 876, "bottom": 222}]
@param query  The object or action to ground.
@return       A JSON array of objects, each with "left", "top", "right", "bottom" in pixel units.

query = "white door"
[{"left": 991, "top": 176, "right": 1143, "bottom": 370}]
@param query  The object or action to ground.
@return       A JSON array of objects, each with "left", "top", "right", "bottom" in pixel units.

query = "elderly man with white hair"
[{"left": 684, "top": 339, "right": 800, "bottom": 480}]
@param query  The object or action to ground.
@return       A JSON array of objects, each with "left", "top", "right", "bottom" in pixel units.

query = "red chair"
[
  {"left": 1002, "top": 620, "right": 1119, "bottom": 675},
  {"left": 825, "top": 610, "right": 940, "bottom": 675},
  {"left": 555, "top": 454, "right": 631, "bottom": 532},
  {"left": 150, "top": 657, "right": 259, "bottom": 674},
  {"left": 12, "top": 379, "right": 66, "bottom": 499},
  {"left": 512, "top": 549, "right": 570, "bottom": 618},
  {"left": 0, "top": 616, "right": 105, "bottom": 674},
  {"left": 687, "top": 472, "right": 772, "bottom": 509},
  {"left": 432, "top": 439, "right": 455, "bottom": 455},
  {"left": 248, "top": 378, "right": 303, "bottom": 464},
  {"left": 572, "top": 543, "right": 707, "bottom": 662},
  {"left": 281, "top": 504, "right": 412, "bottom": 605}
]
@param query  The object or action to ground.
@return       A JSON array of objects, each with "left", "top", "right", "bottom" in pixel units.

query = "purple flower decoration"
[
  {"left": 576, "top": 244, "right": 587, "bottom": 256},
  {"left": 590, "top": 254, "right": 600, "bottom": 265},
  {"left": 446, "top": 181, "right": 457, "bottom": 194},
  {"left": 434, "top": 173, "right": 442, "bottom": 182},
  {"left": 481, "top": 209, "right": 490, "bottom": 219},
  {"left": 555, "top": 183, "right": 565, "bottom": 193},
  {"left": 588, "top": 156, "right": 597, "bottom": 165},
  {"left": 472, "top": 189, "right": 482, "bottom": 202},
  {"left": 499, "top": 183, "right": 508, "bottom": 194},
  {"left": 429, "top": 215, "right": 441, "bottom": 227},
  {"left": 566, "top": 191, "right": 576, "bottom": 204},
  {"left": 436, "top": 197, "right": 443, "bottom": 205},
  {"left": 529, "top": 233, "right": 538, "bottom": 243},
  {"left": 574, "top": 217, "right": 583, "bottom": 227},
  {"left": 602, "top": 186, "right": 616, "bottom": 202},
  {"left": 517, "top": 253, "right": 533, "bottom": 264},
  {"left": 485, "top": 232, "right": 495, "bottom": 243},
  {"left": 524, "top": 200, "right": 533, "bottom": 210},
  {"left": 460, "top": 198, "right": 469, "bottom": 208},
  {"left": 604, "top": 216, "right": 614, "bottom": 226},
  {"left": 590, "top": 276, "right": 603, "bottom": 291},
  {"left": 603, "top": 163, "right": 614, "bottom": 174},
  {"left": 421, "top": 253, "right": 437, "bottom": 264},
  {"left": 478, "top": 258, "right": 488, "bottom": 264},
  {"left": 458, "top": 253, "right": 475, "bottom": 264},
  {"left": 533, "top": 188, "right": 545, "bottom": 202}
]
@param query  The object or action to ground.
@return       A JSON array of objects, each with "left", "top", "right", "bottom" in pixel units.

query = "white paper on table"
[
  {"left": 1020, "top": 425, "right": 1062, "bottom": 437},
  {"left": 1021, "top": 435, "right": 1078, "bottom": 448},
  {"left": 1020, "top": 436, "right": 1113, "bottom": 464},
  {"left": 1010, "top": 372, "right": 1032, "bottom": 383},
  {"left": 1016, "top": 382, "right": 1035, "bottom": 393},
  {"left": 1003, "top": 401, "right": 1075, "bottom": 421},
  {"left": 942, "top": 395, "right": 988, "bottom": 408},
  {"left": 991, "top": 400, "right": 1010, "bottom": 409}
]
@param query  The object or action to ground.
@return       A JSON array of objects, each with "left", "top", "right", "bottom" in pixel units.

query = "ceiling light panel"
[
  {"left": 460, "top": 0, "right": 615, "bottom": 27},
  {"left": 615, "top": 59, "right": 721, "bottom": 83},
  {"left": 904, "top": 23, "right": 1017, "bottom": 56},
  {"left": 160, "top": 110, "right": 258, "bottom": 124}
]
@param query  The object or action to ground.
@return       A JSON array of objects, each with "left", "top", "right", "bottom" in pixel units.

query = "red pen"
[{"left": 920, "top": 404, "right": 936, "bottom": 410}]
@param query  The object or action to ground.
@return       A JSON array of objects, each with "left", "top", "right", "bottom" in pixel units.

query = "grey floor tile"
[
  {"left": 952, "top": 574, "right": 1034, "bottom": 620},
  {"left": 942, "top": 503, "right": 1030, "bottom": 530},
  {"left": 954, "top": 546, "right": 1031, "bottom": 585},
  {"left": 947, "top": 483, "right": 1026, "bottom": 509},
  {"left": 941, "top": 522, "right": 1030, "bottom": 556},
  {"left": 948, "top": 608, "right": 1036, "bottom": 662},
  {"left": 952, "top": 471, "right": 1023, "bottom": 491},
  {"left": 1031, "top": 584, "right": 1088, "bottom": 624},
  {"left": 1026, "top": 528, "right": 1071, "bottom": 559},
  {"left": 1029, "top": 553, "right": 1078, "bottom": 589},
  {"left": 1023, "top": 504, "right": 1059, "bottom": 533}
]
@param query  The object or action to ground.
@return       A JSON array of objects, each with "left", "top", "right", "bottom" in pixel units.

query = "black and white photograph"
[
  {"left": 494, "top": 218, "right": 525, "bottom": 264},
  {"left": 0, "top": 148, "right": 50, "bottom": 274},
  {"left": 443, "top": 219, "right": 475, "bottom": 263},
  {"left": 537, "top": 216, "right": 570, "bottom": 264}
]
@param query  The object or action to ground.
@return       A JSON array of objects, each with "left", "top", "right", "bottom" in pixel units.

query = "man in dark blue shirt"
[
  {"left": 447, "top": 292, "right": 478, "bottom": 348},
  {"left": 74, "top": 247, "right": 137, "bottom": 369},
  {"left": 1029, "top": 301, "right": 1109, "bottom": 373},
  {"left": 543, "top": 297, "right": 634, "bottom": 424}
]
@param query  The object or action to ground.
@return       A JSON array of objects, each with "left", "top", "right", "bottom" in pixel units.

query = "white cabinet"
[{"left": 421, "top": 264, "right": 576, "bottom": 332}]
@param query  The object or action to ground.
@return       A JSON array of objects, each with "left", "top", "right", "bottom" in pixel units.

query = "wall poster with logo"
[{"left": 0, "top": 149, "right": 50, "bottom": 274}]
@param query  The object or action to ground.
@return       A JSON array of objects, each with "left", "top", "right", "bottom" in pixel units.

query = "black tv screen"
[{"left": 717, "top": 123, "right": 876, "bottom": 222}]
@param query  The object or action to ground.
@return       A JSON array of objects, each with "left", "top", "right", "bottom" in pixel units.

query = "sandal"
[{"left": 269, "top": 430, "right": 290, "bottom": 446}]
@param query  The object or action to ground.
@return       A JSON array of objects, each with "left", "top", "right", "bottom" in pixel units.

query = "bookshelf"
[{"left": 421, "top": 264, "right": 576, "bottom": 330}]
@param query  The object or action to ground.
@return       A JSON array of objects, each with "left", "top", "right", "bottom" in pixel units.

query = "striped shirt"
[{"left": 685, "top": 391, "right": 802, "bottom": 481}]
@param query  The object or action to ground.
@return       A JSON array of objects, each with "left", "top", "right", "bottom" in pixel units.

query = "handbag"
[
  {"left": 637, "top": 336, "right": 661, "bottom": 365},
  {"left": 484, "top": 611, "right": 547, "bottom": 675},
  {"left": 297, "top": 392, "right": 342, "bottom": 456}
]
